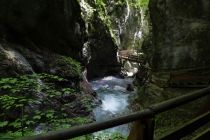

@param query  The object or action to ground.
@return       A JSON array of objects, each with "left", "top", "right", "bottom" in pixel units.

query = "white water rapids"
[{"left": 91, "top": 76, "right": 136, "bottom": 137}]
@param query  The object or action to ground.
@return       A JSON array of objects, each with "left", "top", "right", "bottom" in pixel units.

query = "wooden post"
[
  {"left": 128, "top": 116, "right": 155, "bottom": 140},
  {"left": 21, "top": 106, "right": 24, "bottom": 136},
  {"left": 143, "top": 117, "right": 155, "bottom": 140},
  {"left": 128, "top": 120, "right": 144, "bottom": 140}
]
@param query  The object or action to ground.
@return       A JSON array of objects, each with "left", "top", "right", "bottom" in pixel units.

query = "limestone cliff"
[
  {"left": 79, "top": 0, "right": 121, "bottom": 79},
  {"left": 139, "top": 0, "right": 210, "bottom": 106},
  {"left": 149, "top": 0, "right": 210, "bottom": 87},
  {"left": 136, "top": 1, "right": 210, "bottom": 137},
  {"left": 0, "top": 0, "right": 86, "bottom": 79}
]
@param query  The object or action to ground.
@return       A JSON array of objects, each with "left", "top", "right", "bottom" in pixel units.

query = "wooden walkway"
[{"left": 118, "top": 50, "right": 145, "bottom": 63}]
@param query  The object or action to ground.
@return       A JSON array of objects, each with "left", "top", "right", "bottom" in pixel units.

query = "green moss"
[
  {"left": 51, "top": 55, "right": 82, "bottom": 78},
  {"left": 133, "top": 0, "right": 149, "bottom": 8}
]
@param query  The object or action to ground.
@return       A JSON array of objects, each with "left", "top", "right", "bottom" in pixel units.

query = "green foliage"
[
  {"left": 0, "top": 129, "right": 34, "bottom": 139},
  {"left": 81, "top": 98, "right": 94, "bottom": 112},
  {"left": 93, "top": 0, "right": 149, "bottom": 45},
  {"left": 0, "top": 73, "right": 86, "bottom": 139},
  {"left": 139, "top": 0, "right": 149, "bottom": 7},
  {"left": 62, "top": 88, "right": 76, "bottom": 95},
  {"left": 39, "top": 73, "right": 68, "bottom": 82},
  {"left": 0, "top": 121, "right": 8, "bottom": 128},
  {"left": 94, "top": 0, "right": 111, "bottom": 26},
  {"left": 49, "top": 117, "right": 92, "bottom": 131},
  {"left": 0, "top": 73, "right": 96, "bottom": 139},
  {"left": 94, "top": 131, "right": 127, "bottom": 140},
  {"left": 131, "top": 0, "right": 149, "bottom": 8}
]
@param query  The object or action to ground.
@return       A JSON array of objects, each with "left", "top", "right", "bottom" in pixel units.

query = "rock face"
[
  {"left": 149, "top": 0, "right": 210, "bottom": 87},
  {"left": 97, "top": 0, "right": 149, "bottom": 50},
  {"left": 135, "top": 1, "right": 210, "bottom": 137},
  {"left": 85, "top": 12, "right": 120, "bottom": 79},
  {"left": 150, "top": 0, "right": 210, "bottom": 71},
  {"left": 0, "top": 0, "right": 86, "bottom": 59},
  {"left": 139, "top": 0, "right": 210, "bottom": 105},
  {"left": 0, "top": 0, "right": 87, "bottom": 80},
  {"left": 79, "top": 0, "right": 150, "bottom": 79},
  {"left": 0, "top": 0, "right": 121, "bottom": 80},
  {"left": 79, "top": 0, "right": 121, "bottom": 79},
  {"left": 105, "top": 0, "right": 144, "bottom": 50},
  {"left": 0, "top": 44, "right": 34, "bottom": 77}
]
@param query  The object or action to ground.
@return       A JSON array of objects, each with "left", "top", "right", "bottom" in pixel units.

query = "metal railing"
[{"left": 20, "top": 87, "right": 210, "bottom": 140}]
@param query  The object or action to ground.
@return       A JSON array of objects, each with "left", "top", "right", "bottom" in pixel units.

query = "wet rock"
[
  {"left": 91, "top": 91, "right": 97, "bottom": 97},
  {"left": 126, "top": 83, "right": 134, "bottom": 91},
  {"left": 0, "top": 44, "right": 34, "bottom": 77},
  {"left": 119, "top": 69, "right": 127, "bottom": 78},
  {"left": 80, "top": 69, "right": 96, "bottom": 96}
]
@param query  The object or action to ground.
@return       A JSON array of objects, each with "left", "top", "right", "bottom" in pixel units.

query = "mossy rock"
[{"left": 49, "top": 55, "right": 81, "bottom": 79}]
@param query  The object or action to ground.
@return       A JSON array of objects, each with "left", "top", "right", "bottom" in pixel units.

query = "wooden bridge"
[
  {"left": 21, "top": 87, "right": 210, "bottom": 140},
  {"left": 118, "top": 50, "right": 145, "bottom": 63}
]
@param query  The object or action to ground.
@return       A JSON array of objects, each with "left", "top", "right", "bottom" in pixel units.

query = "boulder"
[{"left": 127, "top": 83, "right": 134, "bottom": 91}]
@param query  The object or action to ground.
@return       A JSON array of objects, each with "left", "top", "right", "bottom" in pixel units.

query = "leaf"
[
  {"left": 0, "top": 121, "right": 8, "bottom": 127},
  {"left": 26, "top": 121, "right": 34, "bottom": 125},
  {"left": 9, "top": 121, "right": 21, "bottom": 128},
  {"left": 15, "top": 104, "right": 24, "bottom": 108},
  {"left": 33, "top": 115, "right": 41, "bottom": 120},
  {"left": 4, "top": 105, "right": 12, "bottom": 110},
  {"left": 35, "top": 110, "right": 41, "bottom": 114},
  {"left": 46, "top": 113, "right": 54, "bottom": 119},
  {"left": 2, "top": 85, "right": 12, "bottom": 89}
]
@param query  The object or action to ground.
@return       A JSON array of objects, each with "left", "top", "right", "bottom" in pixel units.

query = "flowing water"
[{"left": 91, "top": 76, "right": 136, "bottom": 137}]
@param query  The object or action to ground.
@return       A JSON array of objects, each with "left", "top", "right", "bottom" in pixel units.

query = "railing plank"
[
  {"left": 150, "top": 87, "right": 210, "bottom": 114},
  {"left": 20, "top": 109, "right": 152, "bottom": 140},
  {"left": 160, "top": 111, "right": 210, "bottom": 140},
  {"left": 192, "top": 128, "right": 210, "bottom": 140}
]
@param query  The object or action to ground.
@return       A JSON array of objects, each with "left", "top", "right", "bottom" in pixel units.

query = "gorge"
[{"left": 0, "top": 0, "right": 210, "bottom": 140}]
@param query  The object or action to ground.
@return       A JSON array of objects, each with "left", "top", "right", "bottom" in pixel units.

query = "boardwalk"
[{"left": 118, "top": 50, "right": 145, "bottom": 63}]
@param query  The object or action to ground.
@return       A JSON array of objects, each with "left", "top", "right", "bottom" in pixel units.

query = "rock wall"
[
  {"left": 149, "top": 0, "right": 210, "bottom": 87},
  {"left": 79, "top": 0, "right": 120, "bottom": 79},
  {"left": 135, "top": 1, "right": 210, "bottom": 137},
  {"left": 0, "top": 0, "right": 86, "bottom": 79},
  {"left": 86, "top": 14, "right": 120, "bottom": 79},
  {"left": 0, "top": 0, "right": 86, "bottom": 59},
  {"left": 99, "top": 0, "right": 149, "bottom": 50},
  {"left": 0, "top": 0, "right": 121, "bottom": 80},
  {"left": 79, "top": 0, "right": 151, "bottom": 79},
  {"left": 150, "top": 0, "right": 210, "bottom": 71}
]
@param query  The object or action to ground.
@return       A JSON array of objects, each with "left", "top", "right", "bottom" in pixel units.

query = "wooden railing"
[
  {"left": 118, "top": 50, "right": 144, "bottom": 63},
  {"left": 20, "top": 87, "right": 210, "bottom": 140}
]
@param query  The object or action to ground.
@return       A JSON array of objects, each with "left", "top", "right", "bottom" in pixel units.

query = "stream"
[{"left": 91, "top": 76, "right": 136, "bottom": 137}]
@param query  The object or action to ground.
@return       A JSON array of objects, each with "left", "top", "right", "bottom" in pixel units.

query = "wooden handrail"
[
  {"left": 160, "top": 111, "right": 210, "bottom": 140},
  {"left": 20, "top": 87, "right": 210, "bottom": 140},
  {"left": 20, "top": 109, "right": 152, "bottom": 140}
]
